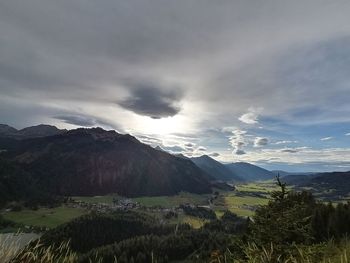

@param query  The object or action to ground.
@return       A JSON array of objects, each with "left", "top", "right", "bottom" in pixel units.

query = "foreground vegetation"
[{"left": 2, "top": 176, "right": 350, "bottom": 262}]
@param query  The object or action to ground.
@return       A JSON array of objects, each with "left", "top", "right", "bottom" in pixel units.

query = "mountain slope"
[
  {"left": 226, "top": 162, "right": 275, "bottom": 181},
  {"left": 191, "top": 155, "right": 244, "bottom": 182},
  {"left": 0, "top": 124, "right": 65, "bottom": 139},
  {"left": 0, "top": 127, "right": 212, "bottom": 197}
]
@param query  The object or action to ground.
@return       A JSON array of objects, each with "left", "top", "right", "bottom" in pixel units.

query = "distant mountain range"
[
  {"left": 0, "top": 124, "right": 65, "bottom": 139},
  {"left": 190, "top": 155, "right": 276, "bottom": 182},
  {"left": 272, "top": 170, "right": 315, "bottom": 177},
  {"left": 283, "top": 171, "right": 350, "bottom": 199},
  {"left": 0, "top": 126, "right": 212, "bottom": 199},
  {"left": 190, "top": 155, "right": 244, "bottom": 182},
  {"left": 226, "top": 162, "right": 275, "bottom": 181}
]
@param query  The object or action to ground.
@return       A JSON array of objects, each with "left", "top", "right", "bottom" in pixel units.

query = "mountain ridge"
[{"left": 0, "top": 126, "right": 212, "bottom": 197}]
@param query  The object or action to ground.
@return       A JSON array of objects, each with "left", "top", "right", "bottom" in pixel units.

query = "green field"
[
  {"left": 209, "top": 181, "right": 279, "bottom": 217},
  {"left": 3, "top": 206, "right": 87, "bottom": 229},
  {"left": 133, "top": 192, "right": 209, "bottom": 208},
  {"left": 72, "top": 195, "right": 117, "bottom": 204}
]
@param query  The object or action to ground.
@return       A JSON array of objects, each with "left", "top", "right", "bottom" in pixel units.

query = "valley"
[
  {"left": 3, "top": 179, "right": 346, "bottom": 232},
  {"left": 1, "top": 125, "right": 350, "bottom": 262}
]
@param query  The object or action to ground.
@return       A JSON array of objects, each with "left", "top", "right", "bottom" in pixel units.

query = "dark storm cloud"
[{"left": 117, "top": 83, "right": 184, "bottom": 119}]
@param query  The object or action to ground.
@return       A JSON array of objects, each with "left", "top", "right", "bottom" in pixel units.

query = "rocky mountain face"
[{"left": 0, "top": 127, "right": 212, "bottom": 197}]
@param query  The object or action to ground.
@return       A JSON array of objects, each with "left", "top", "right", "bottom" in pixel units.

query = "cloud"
[
  {"left": 229, "top": 129, "right": 248, "bottom": 155},
  {"left": 275, "top": 140, "right": 298, "bottom": 145},
  {"left": 208, "top": 152, "right": 220, "bottom": 157},
  {"left": 233, "top": 147, "right": 350, "bottom": 172},
  {"left": 184, "top": 142, "right": 195, "bottom": 148},
  {"left": 278, "top": 147, "right": 309, "bottom": 153},
  {"left": 239, "top": 107, "right": 262, "bottom": 124},
  {"left": 346, "top": 133, "right": 350, "bottom": 136},
  {"left": 254, "top": 137, "right": 269, "bottom": 147},
  {"left": 54, "top": 115, "right": 97, "bottom": 127},
  {"left": 197, "top": 146, "right": 207, "bottom": 152},
  {"left": 162, "top": 145, "right": 185, "bottom": 153},
  {"left": 233, "top": 149, "right": 246, "bottom": 155},
  {"left": 117, "top": 82, "right": 184, "bottom": 119},
  {"left": 54, "top": 114, "right": 119, "bottom": 130},
  {"left": 136, "top": 134, "right": 163, "bottom": 146},
  {"left": 321, "top": 137, "right": 333, "bottom": 141},
  {"left": 280, "top": 148, "right": 299, "bottom": 153}
]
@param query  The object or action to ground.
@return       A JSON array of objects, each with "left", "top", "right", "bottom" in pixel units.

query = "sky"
[{"left": 1, "top": 0, "right": 350, "bottom": 172}]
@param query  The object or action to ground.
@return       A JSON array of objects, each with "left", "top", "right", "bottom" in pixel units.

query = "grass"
[
  {"left": 0, "top": 233, "right": 41, "bottom": 263},
  {"left": 211, "top": 183, "right": 271, "bottom": 217},
  {"left": 2, "top": 235, "right": 350, "bottom": 263},
  {"left": 133, "top": 192, "right": 209, "bottom": 208},
  {"left": 220, "top": 194, "right": 268, "bottom": 217},
  {"left": 72, "top": 195, "right": 117, "bottom": 204},
  {"left": 236, "top": 181, "right": 280, "bottom": 195},
  {"left": 181, "top": 215, "right": 208, "bottom": 229},
  {"left": 73, "top": 192, "right": 209, "bottom": 208},
  {"left": 2, "top": 239, "right": 79, "bottom": 263},
  {"left": 2, "top": 206, "right": 87, "bottom": 229},
  {"left": 224, "top": 194, "right": 269, "bottom": 206}
]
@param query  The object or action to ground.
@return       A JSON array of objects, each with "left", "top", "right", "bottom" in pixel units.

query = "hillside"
[
  {"left": 0, "top": 127, "right": 212, "bottom": 198},
  {"left": 226, "top": 162, "right": 275, "bottom": 181},
  {"left": 191, "top": 155, "right": 244, "bottom": 182}
]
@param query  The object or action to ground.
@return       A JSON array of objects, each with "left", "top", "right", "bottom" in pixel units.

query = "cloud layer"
[{"left": 1, "top": 0, "right": 350, "bottom": 171}]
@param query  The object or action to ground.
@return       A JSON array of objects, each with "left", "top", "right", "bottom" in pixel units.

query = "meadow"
[{"left": 2, "top": 206, "right": 87, "bottom": 229}]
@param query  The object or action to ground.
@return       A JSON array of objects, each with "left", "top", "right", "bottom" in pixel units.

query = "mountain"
[
  {"left": 272, "top": 170, "right": 315, "bottom": 177},
  {"left": 225, "top": 162, "right": 275, "bottom": 181},
  {"left": 0, "top": 127, "right": 212, "bottom": 198},
  {"left": 191, "top": 155, "right": 244, "bottom": 182},
  {"left": 282, "top": 173, "right": 312, "bottom": 185},
  {"left": 0, "top": 124, "right": 17, "bottom": 137},
  {"left": 284, "top": 171, "right": 350, "bottom": 200},
  {"left": 271, "top": 170, "right": 294, "bottom": 177},
  {"left": 0, "top": 124, "right": 65, "bottom": 139}
]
